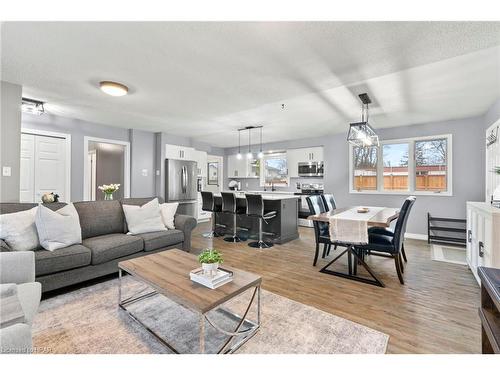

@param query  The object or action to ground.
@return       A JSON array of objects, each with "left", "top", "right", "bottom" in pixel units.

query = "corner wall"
[{"left": 0, "top": 81, "right": 22, "bottom": 202}]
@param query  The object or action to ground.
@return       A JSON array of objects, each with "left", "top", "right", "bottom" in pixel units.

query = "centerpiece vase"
[{"left": 104, "top": 192, "right": 114, "bottom": 200}]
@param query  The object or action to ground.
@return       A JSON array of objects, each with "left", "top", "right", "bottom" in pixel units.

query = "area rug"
[{"left": 33, "top": 277, "right": 389, "bottom": 354}]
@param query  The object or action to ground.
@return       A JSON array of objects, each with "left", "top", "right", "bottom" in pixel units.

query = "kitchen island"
[{"left": 213, "top": 192, "right": 299, "bottom": 244}]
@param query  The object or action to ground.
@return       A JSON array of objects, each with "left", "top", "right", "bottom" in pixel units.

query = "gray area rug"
[{"left": 33, "top": 277, "right": 389, "bottom": 354}]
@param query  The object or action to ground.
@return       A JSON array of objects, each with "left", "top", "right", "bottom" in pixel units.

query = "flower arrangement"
[
  {"left": 494, "top": 166, "right": 500, "bottom": 175},
  {"left": 98, "top": 183, "right": 120, "bottom": 200}
]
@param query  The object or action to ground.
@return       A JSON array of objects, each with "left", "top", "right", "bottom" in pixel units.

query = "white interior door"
[
  {"left": 20, "top": 134, "right": 35, "bottom": 203},
  {"left": 20, "top": 133, "right": 68, "bottom": 203},
  {"left": 34, "top": 135, "right": 67, "bottom": 202}
]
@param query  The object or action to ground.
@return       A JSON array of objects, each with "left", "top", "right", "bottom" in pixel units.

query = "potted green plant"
[{"left": 198, "top": 249, "right": 224, "bottom": 277}]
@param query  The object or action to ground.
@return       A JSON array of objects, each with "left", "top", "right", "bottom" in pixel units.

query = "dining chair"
[
  {"left": 306, "top": 195, "right": 332, "bottom": 266},
  {"left": 321, "top": 193, "right": 337, "bottom": 211},
  {"left": 354, "top": 196, "right": 416, "bottom": 285},
  {"left": 367, "top": 196, "right": 416, "bottom": 263}
]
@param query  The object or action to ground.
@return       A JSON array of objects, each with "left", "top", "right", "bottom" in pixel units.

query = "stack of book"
[{"left": 189, "top": 267, "right": 234, "bottom": 289}]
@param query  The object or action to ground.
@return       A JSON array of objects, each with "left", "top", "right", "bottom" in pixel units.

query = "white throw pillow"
[
  {"left": 35, "top": 203, "right": 82, "bottom": 251},
  {"left": 123, "top": 198, "right": 167, "bottom": 235},
  {"left": 160, "top": 202, "right": 178, "bottom": 229},
  {"left": 0, "top": 207, "right": 40, "bottom": 251}
]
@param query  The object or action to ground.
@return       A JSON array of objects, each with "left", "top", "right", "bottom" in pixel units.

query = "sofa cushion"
[
  {"left": 73, "top": 201, "right": 124, "bottom": 239},
  {"left": 16, "top": 282, "right": 42, "bottom": 325},
  {"left": 83, "top": 233, "right": 143, "bottom": 265},
  {"left": 35, "top": 245, "right": 91, "bottom": 276},
  {"left": 136, "top": 230, "right": 184, "bottom": 251}
]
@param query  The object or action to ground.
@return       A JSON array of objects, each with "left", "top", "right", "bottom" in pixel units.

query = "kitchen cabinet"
[
  {"left": 466, "top": 202, "right": 500, "bottom": 285},
  {"left": 227, "top": 154, "right": 249, "bottom": 178},
  {"left": 193, "top": 150, "right": 207, "bottom": 177},
  {"left": 165, "top": 144, "right": 195, "bottom": 161},
  {"left": 286, "top": 147, "right": 324, "bottom": 177}
]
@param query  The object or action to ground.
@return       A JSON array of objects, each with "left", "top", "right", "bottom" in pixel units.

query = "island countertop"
[{"left": 215, "top": 191, "right": 299, "bottom": 201}]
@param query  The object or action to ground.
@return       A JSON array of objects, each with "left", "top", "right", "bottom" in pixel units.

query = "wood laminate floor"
[{"left": 191, "top": 222, "right": 481, "bottom": 353}]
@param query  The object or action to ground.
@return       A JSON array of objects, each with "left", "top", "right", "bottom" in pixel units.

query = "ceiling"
[{"left": 2, "top": 22, "right": 500, "bottom": 148}]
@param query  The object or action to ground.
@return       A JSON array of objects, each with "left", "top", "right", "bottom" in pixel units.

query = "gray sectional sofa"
[{"left": 0, "top": 197, "right": 197, "bottom": 293}]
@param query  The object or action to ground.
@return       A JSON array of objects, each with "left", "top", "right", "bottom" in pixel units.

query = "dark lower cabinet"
[{"left": 478, "top": 267, "right": 500, "bottom": 354}]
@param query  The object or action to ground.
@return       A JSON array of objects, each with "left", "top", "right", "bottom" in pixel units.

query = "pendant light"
[
  {"left": 246, "top": 127, "right": 253, "bottom": 159},
  {"left": 347, "top": 93, "right": 379, "bottom": 147},
  {"left": 236, "top": 130, "right": 242, "bottom": 159},
  {"left": 258, "top": 127, "right": 264, "bottom": 159}
]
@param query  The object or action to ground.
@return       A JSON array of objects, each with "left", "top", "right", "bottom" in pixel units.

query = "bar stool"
[
  {"left": 246, "top": 194, "right": 277, "bottom": 249},
  {"left": 221, "top": 192, "right": 246, "bottom": 243},
  {"left": 200, "top": 191, "right": 223, "bottom": 238}
]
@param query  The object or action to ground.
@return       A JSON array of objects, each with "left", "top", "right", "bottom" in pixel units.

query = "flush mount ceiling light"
[
  {"left": 99, "top": 81, "right": 128, "bottom": 96},
  {"left": 347, "top": 93, "right": 379, "bottom": 147},
  {"left": 21, "top": 97, "right": 45, "bottom": 115}
]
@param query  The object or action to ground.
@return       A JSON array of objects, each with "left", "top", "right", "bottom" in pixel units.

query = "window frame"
[
  {"left": 349, "top": 134, "right": 453, "bottom": 196},
  {"left": 260, "top": 152, "right": 289, "bottom": 187}
]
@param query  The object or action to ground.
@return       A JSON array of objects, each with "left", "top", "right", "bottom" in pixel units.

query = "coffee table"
[{"left": 118, "top": 249, "right": 262, "bottom": 354}]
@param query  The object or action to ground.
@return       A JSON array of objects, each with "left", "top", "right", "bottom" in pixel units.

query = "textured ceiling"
[{"left": 2, "top": 21, "right": 500, "bottom": 147}]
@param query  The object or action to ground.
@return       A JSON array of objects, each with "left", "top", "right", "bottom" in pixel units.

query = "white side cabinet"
[
  {"left": 165, "top": 144, "right": 195, "bottom": 161},
  {"left": 466, "top": 202, "right": 500, "bottom": 284}
]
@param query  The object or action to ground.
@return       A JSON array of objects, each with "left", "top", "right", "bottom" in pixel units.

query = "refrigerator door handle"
[{"left": 182, "top": 166, "right": 187, "bottom": 194}]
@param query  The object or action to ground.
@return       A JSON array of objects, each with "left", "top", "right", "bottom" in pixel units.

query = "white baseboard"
[{"left": 405, "top": 232, "right": 428, "bottom": 241}]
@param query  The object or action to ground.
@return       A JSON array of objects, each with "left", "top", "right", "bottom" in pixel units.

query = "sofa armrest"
[
  {"left": 0, "top": 251, "right": 35, "bottom": 284},
  {"left": 174, "top": 214, "right": 197, "bottom": 252}
]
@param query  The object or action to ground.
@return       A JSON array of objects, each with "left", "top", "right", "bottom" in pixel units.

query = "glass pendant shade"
[{"left": 347, "top": 121, "right": 379, "bottom": 147}]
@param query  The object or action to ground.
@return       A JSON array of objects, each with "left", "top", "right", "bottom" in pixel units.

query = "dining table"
[{"left": 308, "top": 206, "right": 400, "bottom": 287}]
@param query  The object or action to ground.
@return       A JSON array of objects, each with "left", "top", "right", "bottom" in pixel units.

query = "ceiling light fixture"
[
  {"left": 347, "top": 93, "right": 379, "bottom": 147},
  {"left": 258, "top": 127, "right": 264, "bottom": 159},
  {"left": 99, "top": 81, "right": 128, "bottom": 97},
  {"left": 21, "top": 97, "right": 45, "bottom": 115},
  {"left": 246, "top": 127, "right": 253, "bottom": 159},
  {"left": 237, "top": 131, "right": 242, "bottom": 159}
]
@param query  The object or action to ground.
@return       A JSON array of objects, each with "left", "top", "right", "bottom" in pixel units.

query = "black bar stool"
[
  {"left": 246, "top": 194, "right": 277, "bottom": 249},
  {"left": 221, "top": 192, "right": 245, "bottom": 243},
  {"left": 200, "top": 191, "right": 223, "bottom": 238}
]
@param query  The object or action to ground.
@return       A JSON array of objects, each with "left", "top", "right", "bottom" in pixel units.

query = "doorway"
[
  {"left": 84, "top": 138, "right": 130, "bottom": 201},
  {"left": 20, "top": 129, "right": 71, "bottom": 203}
]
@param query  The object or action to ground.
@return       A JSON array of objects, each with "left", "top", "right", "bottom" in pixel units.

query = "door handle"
[
  {"left": 467, "top": 230, "right": 472, "bottom": 243},
  {"left": 479, "top": 241, "right": 484, "bottom": 258}
]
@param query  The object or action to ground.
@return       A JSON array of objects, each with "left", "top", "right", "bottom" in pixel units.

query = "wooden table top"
[
  {"left": 118, "top": 249, "right": 262, "bottom": 314},
  {"left": 307, "top": 206, "right": 400, "bottom": 228}
]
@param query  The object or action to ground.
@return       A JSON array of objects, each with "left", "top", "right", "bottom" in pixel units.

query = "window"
[
  {"left": 261, "top": 153, "right": 288, "bottom": 186},
  {"left": 415, "top": 138, "right": 447, "bottom": 192},
  {"left": 349, "top": 134, "right": 452, "bottom": 195},
  {"left": 353, "top": 146, "right": 378, "bottom": 191},
  {"left": 382, "top": 143, "right": 409, "bottom": 191}
]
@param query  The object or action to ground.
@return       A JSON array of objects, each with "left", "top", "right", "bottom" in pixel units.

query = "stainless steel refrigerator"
[{"left": 165, "top": 159, "right": 197, "bottom": 216}]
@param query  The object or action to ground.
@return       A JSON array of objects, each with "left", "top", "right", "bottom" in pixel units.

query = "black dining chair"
[
  {"left": 200, "top": 191, "right": 223, "bottom": 238},
  {"left": 367, "top": 196, "right": 416, "bottom": 263},
  {"left": 306, "top": 195, "right": 333, "bottom": 266},
  {"left": 321, "top": 193, "right": 337, "bottom": 211},
  {"left": 221, "top": 192, "right": 246, "bottom": 243},
  {"left": 245, "top": 194, "right": 277, "bottom": 249},
  {"left": 354, "top": 196, "right": 416, "bottom": 285}
]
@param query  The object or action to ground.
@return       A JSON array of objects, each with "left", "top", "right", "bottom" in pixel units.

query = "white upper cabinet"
[
  {"left": 286, "top": 147, "right": 324, "bottom": 177},
  {"left": 193, "top": 150, "right": 208, "bottom": 177},
  {"left": 227, "top": 154, "right": 248, "bottom": 178},
  {"left": 165, "top": 144, "right": 195, "bottom": 161}
]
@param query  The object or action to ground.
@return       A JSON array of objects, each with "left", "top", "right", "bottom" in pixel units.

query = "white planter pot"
[{"left": 202, "top": 262, "right": 219, "bottom": 277}]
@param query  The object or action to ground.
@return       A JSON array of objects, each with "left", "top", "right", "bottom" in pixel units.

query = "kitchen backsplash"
[{"left": 227, "top": 177, "right": 324, "bottom": 192}]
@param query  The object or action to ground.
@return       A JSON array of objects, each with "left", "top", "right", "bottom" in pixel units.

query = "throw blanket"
[
  {"left": 0, "top": 284, "right": 26, "bottom": 328},
  {"left": 329, "top": 207, "right": 384, "bottom": 244}
]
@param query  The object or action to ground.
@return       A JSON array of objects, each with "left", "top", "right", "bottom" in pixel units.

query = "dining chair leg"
[
  {"left": 399, "top": 253, "right": 404, "bottom": 273},
  {"left": 394, "top": 254, "right": 404, "bottom": 285},
  {"left": 313, "top": 243, "right": 320, "bottom": 266},
  {"left": 334, "top": 244, "right": 337, "bottom": 250},
  {"left": 401, "top": 243, "right": 408, "bottom": 262},
  {"left": 326, "top": 244, "right": 331, "bottom": 256},
  {"left": 322, "top": 243, "right": 328, "bottom": 258}
]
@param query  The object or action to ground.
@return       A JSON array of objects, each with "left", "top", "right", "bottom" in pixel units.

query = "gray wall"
[
  {"left": 484, "top": 98, "right": 500, "bottom": 129},
  {"left": 224, "top": 116, "right": 486, "bottom": 235},
  {"left": 129, "top": 129, "right": 155, "bottom": 197},
  {"left": 0, "top": 81, "right": 22, "bottom": 202}
]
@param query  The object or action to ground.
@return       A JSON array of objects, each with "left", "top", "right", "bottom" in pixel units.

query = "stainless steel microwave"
[{"left": 298, "top": 162, "right": 324, "bottom": 177}]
